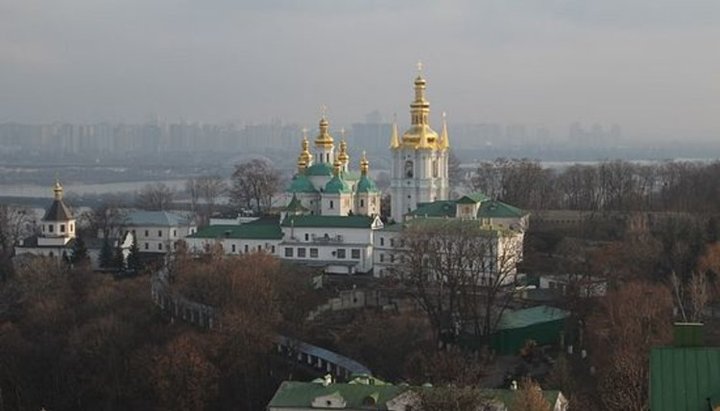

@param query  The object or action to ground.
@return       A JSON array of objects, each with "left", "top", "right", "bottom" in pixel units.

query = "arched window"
[{"left": 404, "top": 160, "right": 414, "bottom": 178}]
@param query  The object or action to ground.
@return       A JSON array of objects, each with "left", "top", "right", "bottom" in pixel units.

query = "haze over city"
[{"left": 2, "top": 0, "right": 719, "bottom": 141}]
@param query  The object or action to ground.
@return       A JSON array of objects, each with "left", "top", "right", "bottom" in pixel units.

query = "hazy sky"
[{"left": 2, "top": 0, "right": 719, "bottom": 139}]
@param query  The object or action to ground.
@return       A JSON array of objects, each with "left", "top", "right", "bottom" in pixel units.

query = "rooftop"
[
  {"left": 126, "top": 210, "right": 193, "bottom": 227},
  {"left": 281, "top": 215, "right": 380, "bottom": 229},
  {"left": 498, "top": 305, "right": 569, "bottom": 330},
  {"left": 43, "top": 199, "right": 73, "bottom": 221},
  {"left": 188, "top": 216, "right": 282, "bottom": 240}
]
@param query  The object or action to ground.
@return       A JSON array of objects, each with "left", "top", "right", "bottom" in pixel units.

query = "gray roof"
[
  {"left": 43, "top": 200, "right": 73, "bottom": 221},
  {"left": 126, "top": 210, "right": 193, "bottom": 227}
]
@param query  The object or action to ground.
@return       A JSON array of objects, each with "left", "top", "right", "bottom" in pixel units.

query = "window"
[
  {"left": 305, "top": 233, "right": 309, "bottom": 241},
  {"left": 42, "top": 225, "right": 45, "bottom": 233},
  {"left": 298, "top": 248, "right": 306, "bottom": 258},
  {"left": 60, "top": 224, "right": 65, "bottom": 233},
  {"left": 337, "top": 249, "right": 346, "bottom": 259},
  {"left": 390, "top": 254, "right": 395, "bottom": 263},
  {"left": 244, "top": 244, "right": 248, "bottom": 253},
  {"left": 70, "top": 224, "right": 74, "bottom": 232},
  {"left": 380, "top": 237, "right": 384, "bottom": 246},
  {"left": 310, "top": 248, "right": 318, "bottom": 258},
  {"left": 380, "top": 254, "right": 384, "bottom": 262},
  {"left": 173, "top": 229, "right": 177, "bottom": 237},
  {"left": 48, "top": 225, "right": 54, "bottom": 233},
  {"left": 284, "top": 247, "right": 293, "bottom": 257},
  {"left": 271, "top": 245, "right": 275, "bottom": 253},
  {"left": 158, "top": 243, "right": 163, "bottom": 250},
  {"left": 257, "top": 245, "right": 262, "bottom": 251},
  {"left": 390, "top": 239, "right": 394, "bottom": 247},
  {"left": 329, "top": 200, "right": 334, "bottom": 209},
  {"left": 232, "top": 244, "right": 236, "bottom": 253},
  {"left": 351, "top": 249, "right": 360, "bottom": 259},
  {"left": 404, "top": 160, "right": 414, "bottom": 178},
  {"left": 158, "top": 230, "right": 162, "bottom": 237},
  {"left": 144, "top": 243, "right": 149, "bottom": 250},
  {"left": 144, "top": 230, "right": 149, "bottom": 237},
  {"left": 360, "top": 199, "right": 365, "bottom": 207}
]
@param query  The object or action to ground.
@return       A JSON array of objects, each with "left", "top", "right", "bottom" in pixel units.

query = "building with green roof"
[
  {"left": 650, "top": 323, "right": 720, "bottom": 411},
  {"left": 267, "top": 377, "right": 568, "bottom": 410},
  {"left": 284, "top": 117, "right": 382, "bottom": 218}
]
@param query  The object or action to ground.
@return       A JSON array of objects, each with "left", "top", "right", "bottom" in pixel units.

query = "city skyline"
[{"left": 1, "top": 1, "right": 719, "bottom": 141}]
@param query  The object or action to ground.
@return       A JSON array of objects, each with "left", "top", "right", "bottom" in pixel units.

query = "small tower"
[
  {"left": 390, "top": 64, "right": 449, "bottom": 222},
  {"left": 38, "top": 179, "right": 76, "bottom": 247},
  {"left": 355, "top": 151, "right": 381, "bottom": 216},
  {"left": 322, "top": 157, "right": 353, "bottom": 216},
  {"left": 337, "top": 134, "right": 350, "bottom": 173},
  {"left": 288, "top": 131, "right": 320, "bottom": 214}
]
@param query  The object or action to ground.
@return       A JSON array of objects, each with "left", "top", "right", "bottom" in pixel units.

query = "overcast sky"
[{"left": 1, "top": 0, "right": 719, "bottom": 139}]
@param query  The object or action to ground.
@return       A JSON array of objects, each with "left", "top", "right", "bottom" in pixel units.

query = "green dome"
[
  {"left": 356, "top": 175, "right": 379, "bottom": 193},
  {"left": 325, "top": 175, "right": 352, "bottom": 194},
  {"left": 287, "top": 174, "right": 317, "bottom": 193},
  {"left": 306, "top": 163, "right": 333, "bottom": 176}
]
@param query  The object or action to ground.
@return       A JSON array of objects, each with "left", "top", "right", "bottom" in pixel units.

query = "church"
[{"left": 188, "top": 67, "right": 527, "bottom": 277}]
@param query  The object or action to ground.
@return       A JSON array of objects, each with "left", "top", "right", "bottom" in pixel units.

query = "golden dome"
[
  {"left": 315, "top": 116, "right": 334, "bottom": 148},
  {"left": 300, "top": 134, "right": 312, "bottom": 165},
  {"left": 437, "top": 112, "right": 450, "bottom": 150},
  {"left": 360, "top": 151, "right": 369, "bottom": 175},
  {"left": 401, "top": 66, "right": 438, "bottom": 150},
  {"left": 337, "top": 140, "right": 349, "bottom": 164},
  {"left": 332, "top": 157, "right": 342, "bottom": 176}
]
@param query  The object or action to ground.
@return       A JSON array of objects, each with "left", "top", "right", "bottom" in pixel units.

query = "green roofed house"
[
  {"left": 267, "top": 376, "right": 568, "bottom": 411},
  {"left": 650, "top": 323, "right": 720, "bottom": 411},
  {"left": 488, "top": 305, "right": 570, "bottom": 355}
]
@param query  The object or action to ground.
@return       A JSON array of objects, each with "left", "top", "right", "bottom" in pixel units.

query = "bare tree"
[
  {"left": 230, "top": 159, "right": 280, "bottom": 214},
  {"left": 672, "top": 271, "right": 709, "bottom": 322},
  {"left": 81, "top": 200, "right": 128, "bottom": 239},
  {"left": 136, "top": 182, "right": 175, "bottom": 211},
  {"left": 198, "top": 175, "right": 226, "bottom": 218},
  {"left": 509, "top": 378, "right": 552, "bottom": 411},
  {"left": 587, "top": 281, "right": 673, "bottom": 411},
  {"left": 394, "top": 219, "right": 522, "bottom": 343}
]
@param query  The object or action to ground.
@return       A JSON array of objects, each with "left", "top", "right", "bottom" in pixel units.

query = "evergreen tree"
[
  {"left": 99, "top": 237, "right": 113, "bottom": 268},
  {"left": 71, "top": 236, "right": 90, "bottom": 265},
  {"left": 126, "top": 235, "right": 142, "bottom": 272},
  {"left": 113, "top": 245, "right": 125, "bottom": 271}
]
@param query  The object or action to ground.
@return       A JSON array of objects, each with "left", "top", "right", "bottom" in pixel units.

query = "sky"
[{"left": 1, "top": 0, "right": 719, "bottom": 140}]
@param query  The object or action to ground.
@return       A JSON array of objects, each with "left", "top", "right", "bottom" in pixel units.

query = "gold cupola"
[
  {"left": 360, "top": 151, "right": 370, "bottom": 176},
  {"left": 332, "top": 156, "right": 342, "bottom": 176},
  {"left": 314, "top": 115, "right": 334, "bottom": 148},
  {"left": 338, "top": 139, "right": 349, "bottom": 166},
  {"left": 402, "top": 63, "right": 439, "bottom": 149},
  {"left": 299, "top": 128, "right": 312, "bottom": 166}
]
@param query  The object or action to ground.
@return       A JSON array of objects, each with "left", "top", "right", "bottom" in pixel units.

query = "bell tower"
[{"left": 389, "top": 64, "right": 450, "bottom": 222}]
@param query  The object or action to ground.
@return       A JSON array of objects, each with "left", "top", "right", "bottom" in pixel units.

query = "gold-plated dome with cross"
[
  {"left": 399, "top": 62, "right": 439, "bottom": 149},
  {"left": 314, "top": 113, "right": 334, "bottom": 148}
]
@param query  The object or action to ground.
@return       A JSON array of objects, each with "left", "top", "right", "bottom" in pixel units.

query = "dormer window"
[
  {"left": 48, "top": 225, "right": 54, "bottom": 233},
  {"left": 60, "top": 224, "right": 65, "bottom": 233}
]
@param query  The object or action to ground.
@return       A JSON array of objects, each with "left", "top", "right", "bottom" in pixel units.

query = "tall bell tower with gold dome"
[{"left": 390, "top": 65, "right": 450, "bottom": 222}]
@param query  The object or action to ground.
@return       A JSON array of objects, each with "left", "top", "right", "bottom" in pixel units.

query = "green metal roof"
[
  {"left": 409, "top": 200, "right": 457, "bottom": 218},
  {"left": 306, "top": 163, "right": 333, "bottom": 176},
  {"left": 287, "top": 174, "right": 317, "bottom": 193},
  {"left": 187, "top": 217, "right": 282, "bottom": 240},
  {"left": 650, "top": 346, "right": 720, "bottom": 411},
  {"left": 285, "top": 195, "right": 308, "bottom": 212},
  {"left": 324, "top": 175, "right": 352, "bottom": 194},
  {"left": 497, "top": 305, "right": 569, "bottom": 330},
  {"left": 477, "top": 200, "right": 526, "bottom": 219},
  {"left": 356, "top": 175, "right": 379, "bottom": 193},
  {"left": 456, "top": 192, "right": 490, "bottom": 204},
  {"left": 281, "top": 215, "right": 378, "bottom": 229},
  {"left": 268, "top": 381, "right": 406, "bottom": 409}
]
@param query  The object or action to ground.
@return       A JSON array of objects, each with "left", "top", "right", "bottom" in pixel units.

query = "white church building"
[{"left": 187, "top": 68, "right": 527, "bottom": 278}]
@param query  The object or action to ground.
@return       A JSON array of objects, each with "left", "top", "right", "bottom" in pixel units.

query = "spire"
[
  {"left": 53, "top": 178, "right": 64, "bottom": 201},
  {"left": 360, "top": 151, "right": 369, "bottom": 176},
  {"left": 438, "top": 111, "right": 450, "bottom": 150},
  {"left": 314, "top": 107, "right": 334, "bottom": 148},
  {"left": 389, "top": 113, "right": 400, "bottom": 149},
  {"left": 411, "top": 61, "right": 429, "bottom": 127}
]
